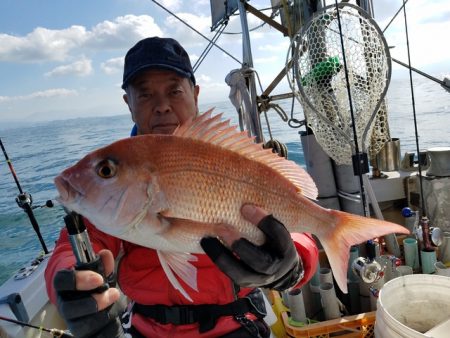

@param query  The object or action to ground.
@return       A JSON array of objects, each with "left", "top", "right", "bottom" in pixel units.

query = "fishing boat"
[{"left": 1, "top": 1, "right": 450, "bottom": 337}]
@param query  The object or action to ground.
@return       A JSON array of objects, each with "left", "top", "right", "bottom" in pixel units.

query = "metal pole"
[{"left": 237, "top": 0, "right": 264, "bottom": 143}]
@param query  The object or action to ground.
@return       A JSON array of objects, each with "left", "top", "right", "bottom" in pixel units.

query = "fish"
[{"left": 54, "top": 109, "right": 409, "bottom": 301}]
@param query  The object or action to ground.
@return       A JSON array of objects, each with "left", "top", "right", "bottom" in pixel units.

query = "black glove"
[
  {"left": 201, "top": 214, "right": 304, "bottom": 291},
  {"left": 54, "top": 260, "right": 126, "bottom": 338}
]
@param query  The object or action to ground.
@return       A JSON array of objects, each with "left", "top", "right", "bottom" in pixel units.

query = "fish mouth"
[{"left": 54, "top": 174, "right": 84, "bottom": 204}]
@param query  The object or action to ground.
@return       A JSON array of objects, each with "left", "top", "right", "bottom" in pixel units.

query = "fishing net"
[{"left": 287, "top": 3, "right": 391, "bottom": 165}]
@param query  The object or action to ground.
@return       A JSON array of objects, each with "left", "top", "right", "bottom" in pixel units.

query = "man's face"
[{"left": 123, "top": 69, "right": 199, "bottom": 135}]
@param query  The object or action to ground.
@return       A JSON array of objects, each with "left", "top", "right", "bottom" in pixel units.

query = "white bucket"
[{"left": 375, "top": 274, "right": 450, "bottom": 338}]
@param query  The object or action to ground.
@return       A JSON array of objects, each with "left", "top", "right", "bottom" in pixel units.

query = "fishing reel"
[
  {"left": 15, "top": 192, "right": 33, "bottom": 209},
  {"left": 402, "top": 207, "right": 443, "bottom": 248},
  {"left": 32, "top": 199, "right": 54, "bottom": 209},
  {"left": 15, "top": 192, "right": 53, "bottom": 210},
  {"left": 351, "top": 257, "right": 384, "bottom": 284},
  {"left": 351, "top": 241, "right": 384, "bottom": 284},
  {"left": 2, "top": 138, "right": 50, "bottom": 254}
]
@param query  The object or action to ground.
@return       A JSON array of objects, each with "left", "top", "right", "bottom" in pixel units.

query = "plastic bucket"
[{"left": 375, "top": 274, "right": 450, "bottom": 337}]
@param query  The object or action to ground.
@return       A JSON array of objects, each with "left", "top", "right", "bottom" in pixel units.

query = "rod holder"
[{"left": 0, "top": 293, "right": 29, "bottom": 323}]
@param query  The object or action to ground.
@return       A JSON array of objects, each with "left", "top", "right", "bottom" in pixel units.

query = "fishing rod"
[
  {"left": 400, "top": 1, "right": 443, "bottom": 251},
  {"left": 0, "top": 137, "right": 49, "bottom": 254},
  {"left": 334, "top": 0, "right": 370, "bottom": 217},
  {"left": 391, "top": 57, "right": 450, "bottom": 92},
  {"left": 0, "top": 315, "right": 73, "bottom": 338}
]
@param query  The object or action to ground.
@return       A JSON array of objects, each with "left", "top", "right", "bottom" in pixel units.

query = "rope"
[
  {"left": 259, "top": 104, "right": 289, "bottom": 158},
  {"left": 382, "top": 0, "right": 409, "bottom": 33},
  {"left": 252, "top": 70, "right": 289, "bottom": 159},
  {"left": 263, "top": 139, "right": 289, "bottom": 159},
  {"left": 288, "top": 40, "right": 306, "bottom": 129},
  {"left": 193, "top": 21, "right": 227, "bottom": 72},
  {"left": 222, "top": 5, "right": 281, "bottom": 35},
  {"left": 254, "top": 70, "right": 290, "bottom": 159},
  {"left": 150, "top": 0, "right": 241, "bottom": 65},
  {"left": 380, "top": 1, "right": 449, "bottom": 89}
]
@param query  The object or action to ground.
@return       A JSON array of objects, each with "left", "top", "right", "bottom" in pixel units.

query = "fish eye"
[{"left": 96, "top": 159, "right": 117, "bottom": 179}]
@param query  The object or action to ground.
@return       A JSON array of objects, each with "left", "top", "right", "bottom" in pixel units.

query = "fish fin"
[
  {"left": 174, "top": 108, "right": 217, "bottom": 137},
  {"left": 157, "top": 250, "right": 199, "bottom": 302},
  {"left": 318, "top": 210, "right": 409, "bottom": 294},
  {"left": 174, "top": 109, "right": 318, "bottom": 200}
]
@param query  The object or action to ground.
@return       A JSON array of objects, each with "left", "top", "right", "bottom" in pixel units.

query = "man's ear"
[
  {"left": 194, "top": 85, "right": 200, "bottom": 108},
  {"left": 123, "top": 93, "right": 136, "bottom": 122}
]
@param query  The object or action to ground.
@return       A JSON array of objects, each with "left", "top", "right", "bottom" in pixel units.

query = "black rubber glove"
[
  {"left": 201, "top": 214, "right": 304, "bottom": 291},
  {"left": 54, "top": 265, "right": 126, "bottom": 338}
]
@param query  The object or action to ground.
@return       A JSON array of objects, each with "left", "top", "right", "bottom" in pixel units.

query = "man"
[{"left": 45, "top": 37, "right": 319, "bottom": 337}]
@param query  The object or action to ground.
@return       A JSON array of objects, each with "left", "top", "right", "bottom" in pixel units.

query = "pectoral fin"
[
  {"left": 153, "top": 216, "right": 239, "bottom": 302},
  {"left": 157, "top": 250, "right": 198, "bottom": 302}
]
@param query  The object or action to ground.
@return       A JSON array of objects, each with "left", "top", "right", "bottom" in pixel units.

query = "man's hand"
[
  {"left": 200, "top": 205, "right": 304, "bottom": 291},
  {"left": 53, "top": 249, "right": 126, "bottom": 338}
]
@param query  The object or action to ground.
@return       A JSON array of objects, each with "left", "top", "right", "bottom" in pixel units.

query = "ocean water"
[{"left": 0, "top": 76, "right": 449, "bottom": 285}]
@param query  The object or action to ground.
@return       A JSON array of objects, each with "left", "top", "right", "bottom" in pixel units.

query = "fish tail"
[{"left": 317, "top": 210, "right": 409, "bottom": 294}]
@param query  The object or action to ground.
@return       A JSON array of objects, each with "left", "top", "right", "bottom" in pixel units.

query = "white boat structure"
[{"left": 1, "top": 1, "right": 450, "bottom": 337}]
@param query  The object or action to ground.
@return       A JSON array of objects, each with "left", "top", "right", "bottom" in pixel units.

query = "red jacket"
[{"left": 45, "top": 218, "right": 318, "bottom": 337}]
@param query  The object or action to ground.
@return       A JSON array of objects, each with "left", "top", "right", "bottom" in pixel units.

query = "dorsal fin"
[{"left": 174, "top": 109, "right": 318, "bottom": 200}]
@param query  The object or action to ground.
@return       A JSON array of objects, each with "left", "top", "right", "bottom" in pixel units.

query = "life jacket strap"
[{"left": 132, "top": 289, "right": 266, "bottom": 333}]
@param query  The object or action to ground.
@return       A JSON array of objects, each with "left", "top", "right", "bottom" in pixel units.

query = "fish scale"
[
  {"left": 54, "top": 109, "right": 409, "bottom": 301},
  {"left": 157, "top": 137, "right": 301, "bottom": 242}
]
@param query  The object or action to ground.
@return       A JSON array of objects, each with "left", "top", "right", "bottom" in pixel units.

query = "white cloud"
[
  {"left": 196, "top": 73, "right": 212, "bottom": 83},
  {"left": 0, "top": 26, "right": 87, "bottom": 62},
  {"left": 101, "top": 57, "right": 123, "bottom": 75},
  {"left": 85, "top": 15, "right": 163, "bottom": 49},
  {"left": 189, "top": 53, "right": 200, "bottom": 63},
  {"left": 45, "top": 58, "right": 93, "bottom": 77},
  {"left": 0, "top": 15, "right": 163, "bottom": 63},
  {"left": 0, "top": 88, "right": 78, "bottom": 103}
]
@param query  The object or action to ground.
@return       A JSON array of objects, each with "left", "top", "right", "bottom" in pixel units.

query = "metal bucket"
[
  {"left": 439, "top": 232, "right": 450, "bottom": 264},
  {"left": 426, "top": 147, "right": 450, "bottom": 177},
  {"left": 376, "top": 138, "right": 401, "bottom": 172}
]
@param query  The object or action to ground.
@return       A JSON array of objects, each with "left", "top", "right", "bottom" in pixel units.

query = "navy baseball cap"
[{"left": 122, "top": 37, "right": 196, "bottom": 89}]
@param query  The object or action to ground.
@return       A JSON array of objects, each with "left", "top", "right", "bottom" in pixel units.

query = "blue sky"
[{"left": 0, "top": 0, "right": 449, "bottom": 124}]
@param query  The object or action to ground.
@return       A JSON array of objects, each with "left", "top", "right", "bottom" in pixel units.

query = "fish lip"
[
  {"left": 54, "top": 175, "right": 69, "bottom": 201},
  {"left": 54, "top": 174, "right": 85, "bottom": 203}
]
